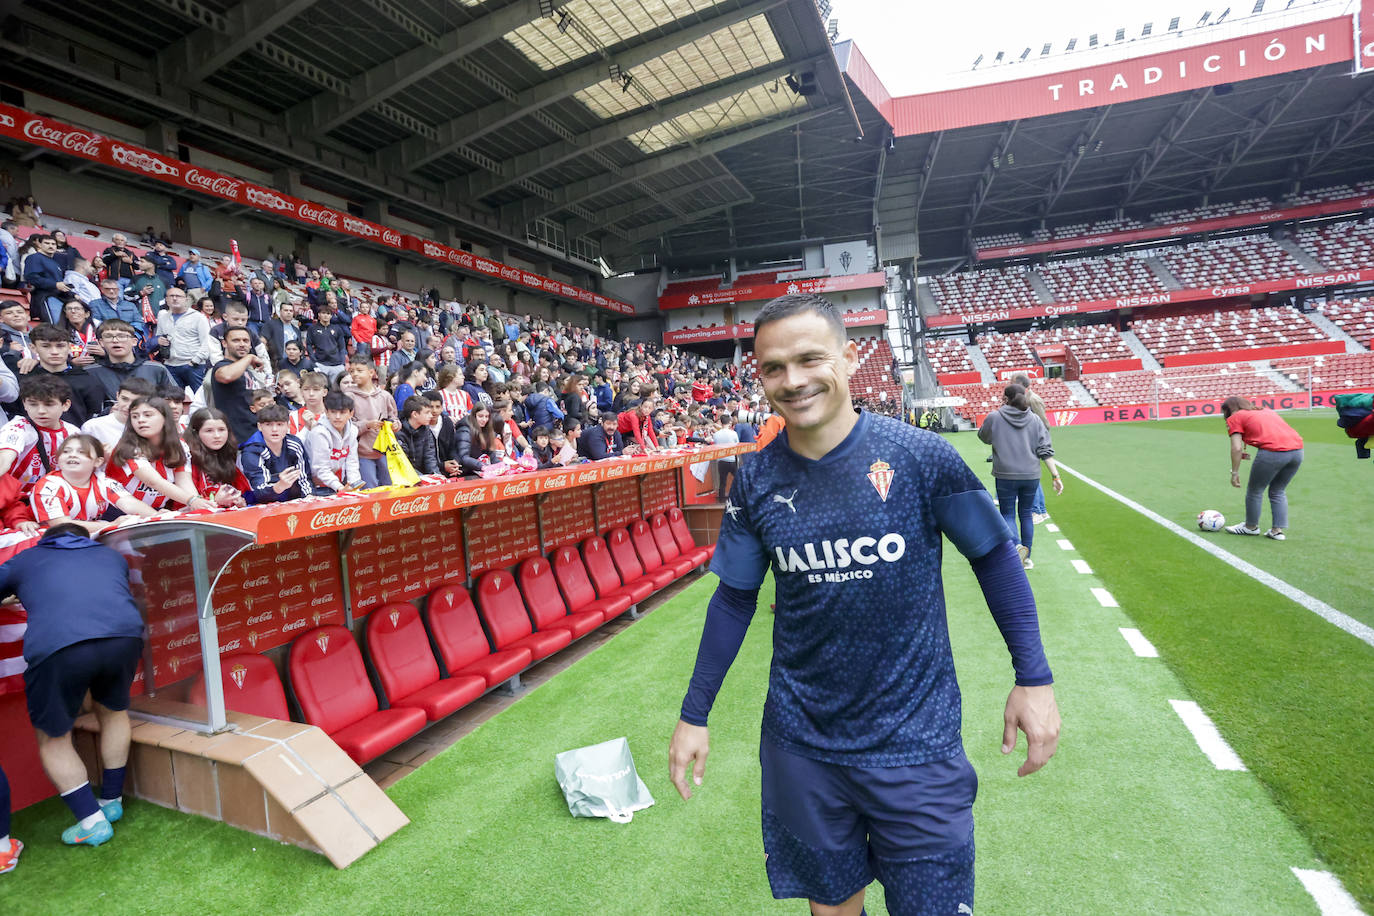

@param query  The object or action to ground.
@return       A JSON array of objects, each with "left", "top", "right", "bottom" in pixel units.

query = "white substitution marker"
[
  {"left": 1119, "top": 627, "right": 1159, "bottom": 657},
  {"left": 1291, "top": 868, "right": 1368, "bottom": 916},
  {"left": 1058, "top": 462, "right": 1374, "bottom": 650},
  {"left": 1056, "top": 538, "right": 1074, "bottom": 551},
  {"left": 1169, "top": 699, "right": 1247, "bottom": 771},
  {"left": 1091, "top": 587, "right": 1118, "bottom": 607},
  {"left": 1045, "top": 523, "right": 1059, "bottom": 532},
  {"left": 1071, "top": 559, "right": 1093, "bottom": 575}
]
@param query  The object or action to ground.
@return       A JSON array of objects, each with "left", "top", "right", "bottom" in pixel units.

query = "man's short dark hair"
[
  {"left": 531, "top": 425, "right": 551, "bottom": 439},
  {"left": 255, "top": 404, "right": 289, "bottom": 424},
  {"left": 157, "top": 384, "right": 187, "bottom": 403},
  {"left": 224, "top": 326, "right": 252, "bottom": 341},
  {"left": 421, "top": 390, "right": 443, "bottom": 404},
  {"left": 119, "top": 377, "right": 157, "bottom": 398},
  {"left": 20, "top": 374, "right": 72, "bottom": 404},
  {"left": 0, "top": 298, "right": 26, "bottom": 314},
  {"left": 29, "top": 323, "right": 69, "bottom": 344},
  {"left": 41, "top": 523, "right": 90, "bottom": 541},
  {"left": 323, "top": 391, "right": 354, "bottom": 412},
  {"left": 1010, "top": 373, "right": 1032, "bottom": 388},
  {"left": 754, "top": 293, "right": 846, "bottom": 344}
]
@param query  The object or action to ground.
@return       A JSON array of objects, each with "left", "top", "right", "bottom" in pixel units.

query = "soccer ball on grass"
[{"left": 1197, "top": 510, "right": 1225, "bottom": 532}]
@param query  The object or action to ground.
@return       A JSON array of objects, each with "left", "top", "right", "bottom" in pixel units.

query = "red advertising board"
[
  {"left": 641, "top": 471, "right": 679, "bottom": 517},
  {"left": 538, "top": 487, "right": 596, "bottom": 550},
  {"left": 925, "top": 269, "right": 1374, "bottom": 327},
  {"left": 658, "top": 273, "right": 886, "bottom": 309},
  {"left": 978, "top": 192, "right": 1374, "bottom": 260},
  {"left": 1035, "top": 389, "right": 1355, "bottom": 426},
  {"left": 595, "top": 478, "right": 643, "bottom": 533},
  {"left": 0, "top": 103, "right": 643, "bottom": 313},
  {"left": 663, "top": 310, "right": 888, "bottom": 345},
  {"left": 466, "top": 500, "right": 541, "bottom": 576},
  {"left": 852, "top": 18, "right": 1354, "bottom": 136}
]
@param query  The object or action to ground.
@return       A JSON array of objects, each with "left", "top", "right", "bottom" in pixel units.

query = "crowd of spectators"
[{"left": 0, "top": 206, "right": 778, "bottom": 530}]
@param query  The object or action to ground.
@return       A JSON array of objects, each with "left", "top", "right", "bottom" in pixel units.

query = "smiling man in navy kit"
[{"left": 669, "top": 294, "right": 1061, "bottom": 916}]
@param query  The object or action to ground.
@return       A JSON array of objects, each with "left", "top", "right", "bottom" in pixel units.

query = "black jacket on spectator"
[
  {"left": 146, "top": 250, "right": 177, "bottom": 287},
  {"left": 244, "top": 291, "right": 273, "bottom": 326},
  {"left": 305, "top": 322, "right": 349, "bottom": 366},
  {"left": 579, "top": 426, "right": 624, "bottom": 461},
  {"left": 20, "top": 365, "right": 105, "bottom": 426},
  {"left": 261, "top": 317, "right": 297, "bottom": 368},
  {"left": 87, "top": 358, "right": 177, "bottom": 411},
  {"left": 211, "top": 358, "right": 260, "bottom": 446},
  {"left": 396, "top": 419, "right": 440, "bottom": 475},
  {"left": 101, "top": 245, "right": 136, "bottom": 281},
  {"left": 433, "top": 415, "right": 459, "bottom": 468}
]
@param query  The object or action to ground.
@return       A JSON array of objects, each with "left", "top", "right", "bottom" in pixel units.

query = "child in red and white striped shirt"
[{"left": 31, "top": 435, "right": 161, "bottom": 533}]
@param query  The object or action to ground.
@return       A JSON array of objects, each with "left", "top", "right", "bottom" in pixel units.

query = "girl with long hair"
[
  {"left": 456, "top": 405, "right": 501, "bottom": 475},
  {"left": 185, "top": 408, "right": 251, "bottom": 507},
  {"left": 30, "top": 434, "right": 161, "bottom": 533},
  {"left": 58, "top": 298, "right": 102, "bottom": 366},
  {"left": 107, "top": 397, "right": 214, "bottom": 511}
]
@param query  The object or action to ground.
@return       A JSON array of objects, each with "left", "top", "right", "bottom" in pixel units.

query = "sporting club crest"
[
  {"left": 315, "top": 633, "right": 329, "bottom": 654},
  {"left": 229, "top": 664, "right": 248, "bottom": 689},
  {"left": 867, "top": 460, "right": 894, "bottom": 502}
]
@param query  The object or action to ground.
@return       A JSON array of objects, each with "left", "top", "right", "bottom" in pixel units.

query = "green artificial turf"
[
  {"left": 8, "top": 478, "right": 1346, "bottom": 914},
  {"left": 944, "top": 424, "right": 1374, "bottom": 911}
]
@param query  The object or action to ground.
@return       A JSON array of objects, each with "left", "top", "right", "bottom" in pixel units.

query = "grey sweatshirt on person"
[{"left": 978, "top": 405, "right": 1054, "bottom": 479}]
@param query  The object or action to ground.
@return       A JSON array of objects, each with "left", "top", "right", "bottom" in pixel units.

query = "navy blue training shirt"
[{"left": 708, "top": 410, "right": 1050, "bottom": 767}]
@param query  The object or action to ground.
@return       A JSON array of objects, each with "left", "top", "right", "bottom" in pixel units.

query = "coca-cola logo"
[
  {"left": 158, "top": 555, "right": 190, "bottom": 569},
  {"left": 0, "top": 113, "right": 13, "bottom": 128},
  {"left": 451, "top": 486, "right": 489, "bottom": 506},
  {"left": 420, "top": 534, "right": 439, "bottom": 546},
  {"left": 630, "top": 462, "right": 648, "bottom": 474},
  {"left": 310, "top": 505, "right": 363, "bottom": 530},
  {"left": 389, "top": 495, "right": 432, "bottom": 517},
  {"left": 501, "top": 480, "right": 533, "bottom": 497},
  {"left": 577, "top": 469, "right": 601, "bottom": 484},
  {"left": 307, "top": 561, "right": 331, "bottom": 573},
  {"left": 244, "top": 575, "right": 272, "bottom": 588},
  {"left": 380, "top": 574, "right": 400, "bottom": 586},
  {"left": 382, "top": 230, "right": 402, "bottom": 246},
  {"left": 298, "top": 203, "right": 339, "bottom": 228},
  {"left": 352, "top": 564, "right": 376, "bottom": 578},
  {"left": 279, "top": 584, "right": 305, "bottom": 597},
  {"left": 246, "top": 186, "right": 295, "bottom": 212},
  {"left": 310, "top": 594, "right": 334, "bottom": 607},
  {"left": 342, "top": 216, "right": 380, "bottom": 238},
  {"left": 162, "top": 595, "right": 193, "bottom": 610},
  {"left": 377, "top": 544, "right": 399, "bottom": 556},
  {"left": 183, "top": 168, "right": 243, "bottom": 199},
  {"left": 24, "top": 119, "right": 102, "bottom": 157},
  {"left": 246, "top": 612, "right": 274, "bottom": 625},
  {"left": 218, "top": 639, "right": 242, "bottom": 653},
  {"left": 111, "top": 144, "right": 180, "bottom": 177},
  {"left": 282, "top": 618, "right": 308, "bottom": 632},
  {"left": 543, "top": 473, "right": 570, "bottom": 490},
  {"left": 605, "top": 465, "right": 626, "bottom": 478},
  {"left": 166, "top": 633, "right": 198, "bottom": 649},
  {"left": 217, "top": 601, "right": 237, "bottom": 614}
]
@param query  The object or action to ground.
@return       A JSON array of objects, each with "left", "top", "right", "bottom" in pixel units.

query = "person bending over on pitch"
[
  {"left": 0, "top": 523, "right": 144, "bottom": 847},
  {"left": 669, "top": 294, "right": 1061, "bottom": 916}
]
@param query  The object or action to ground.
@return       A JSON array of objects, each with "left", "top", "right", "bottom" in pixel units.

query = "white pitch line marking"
[
  {"left": 1058, "top": 462, "right": 1374, "bottom": 650},
  {"left": 1169, "top": 700, "right": 1247, "bottom": 771},
  {"left": 1291, "top": 868, "right": 1368, "bottom": 916},
  {"left": 1091, "top": 587, "right": 1118, "bottom": 607},
  {"left": 1119, "top": 627, "right": 1159, "bottom": 657},
  {"left": 1056, "top": 538, "right": 1074, "bottom": 551},
  {"left": 1071, "top": 559, "right": 1092, "bottom": 574},
  {"left": 1045, "top": 523, "right": 1059, "bottom": 532}
]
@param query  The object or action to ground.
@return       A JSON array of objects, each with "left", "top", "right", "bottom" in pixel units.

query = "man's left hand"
[{"left": 1002, "top": 683, "right": 1060, "bottom": 777}]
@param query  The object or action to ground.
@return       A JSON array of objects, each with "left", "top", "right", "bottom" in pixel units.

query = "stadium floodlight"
[
  {"left": 1216, "top": 7, "right": 1230, "bottom": 24},
  {"left": 994, "top": 50, "right": 1005, "bottom": 63},
  {"left": 1088, "top": 33, "right": 1098, "bottom": 47},
  {"left": 1020, "top": 47, "right": 1031, "bottom": 61},
  {"left": 1066, "top": 37, "right": 1077, "bottom": 51},
  {"left": 1041, "top": 43, "right": 1052, "bottom": 56},
  {"left": 1198, "top": 11, "right": 1211, "bottom": 25},
  {"left": 1114, "top": 27, "right": 1126, "bottom": 41},
  {"left": 621, "top": 73, "right": 633, "bottom": 93},
  {"left": 1252, "top": 0, "right": 1265, "bottom": 12},
  {"left": 1169, "top": 16, "right": 1181, "bottom": 29},
  {"left": 1142, "top": 22, "right": 1153, "bottom": 37},
  {"left": 538, "top": 0, "right": 554, "bottom": 16},
  {"left": 557, "top": 10, "right": 571, "bottom": 33},
  {"left": 608, "top": 63, "right": 622, "bottom": 80},
  {"left": 971, "top": 53, "right": 984, "bottom": 69}
]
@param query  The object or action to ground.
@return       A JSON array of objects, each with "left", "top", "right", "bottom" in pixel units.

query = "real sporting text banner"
[
  {"left": 924, "top": 269, "right": 1374, "bottom": 327},
  {"left": 658, "top": 273, "right": 886, "bottom": 310},
  {"left": 0, "top": 103, "right": 635, "bottom": 315}
]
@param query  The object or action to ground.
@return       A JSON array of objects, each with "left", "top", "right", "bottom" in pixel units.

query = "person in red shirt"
[
  {"left": 30, "top": 435, "right": 160, "bottom": 532},
  {"left": 690, "top": 374, "right": 712, "bottom": 403},
  {"left": 1221, "top": 396, "right": 1303, "bottom": 540},
  {"left": 106, "top": 398, "right": 213, "bottom": 511},
  {"left": 617, "top": 397, "right": 660, "bottom": 454}
]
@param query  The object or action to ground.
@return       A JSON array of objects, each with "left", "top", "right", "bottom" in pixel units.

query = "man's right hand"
[{"left": 668, "top": 719, "right": 709, "bottom": 800}]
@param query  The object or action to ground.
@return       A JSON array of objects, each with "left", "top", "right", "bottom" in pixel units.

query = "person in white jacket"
[{"left": 305, "top": 391, "right": 361, "bottom": 494}]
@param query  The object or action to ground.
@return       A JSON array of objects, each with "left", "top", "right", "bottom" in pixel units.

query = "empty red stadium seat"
[
  {"left": 667, "top": 508, "right": 715, "bottom": 564},
  {"left": 287, "top": 625, "right": 426, "bottom": 764},
  {"left": 517, "top": 556, "right": 602, "bottom": 638},
  {"left": 653, "top": 512, "right": 709, "bottom": 569},
  {"left": 582, "top": 535, "right": 653, "bottom": 604},
  {"left": 425, "top": 584, "right": 531, "bottom": 687},
  {"left": 550, "top": 544, "right": 633, "bottom": 621},
  {"left": 634, "top": 518, "right": 694, "bottom": 578},
  {"left": 610, "top": 526, "right": 674, "bottom": 590},
  {"left": 366, "top": 604, "right": 485, "bottom": 721},
  {"left": 475, "top": 570, "right": 572, "bottom": 661},
  {"left": 188, "top": 654, "right": 290, "bottom": 721}
]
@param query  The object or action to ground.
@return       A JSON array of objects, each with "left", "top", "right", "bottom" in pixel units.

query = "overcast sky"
[{"left": 836, "top": 0, "right": 1351, "bottom": 94}]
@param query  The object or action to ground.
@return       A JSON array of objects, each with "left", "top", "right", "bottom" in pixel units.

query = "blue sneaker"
[
  {"left": 61, "top": 817, "right": 113, "bottom": 847},
  {"left": 99, "top": 799, "right": 123, "bottom": 823}
]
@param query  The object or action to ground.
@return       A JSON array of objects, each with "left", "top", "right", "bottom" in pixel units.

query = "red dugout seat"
[
  {"left": 582, "top": 535, "right": 652, "bottom": 604},
  {"left": 649, "top": 513, "right": 706, "bottom": 573},
  {"left": 633, "top": 518, "right": 693, "bottom": 578},
  {"left": 425, "top": 584, "right": 531, "bottom": 687},
  {"left": 551, "top": 544, "right": 633, "bottom": 621},
  {"left": 518, "top": 556, "right": 603, "bottom": 638},
  {"left": 475, "top": 569, "right": 572, "bottom": 661},
  {"left": 608, "top": 526, "right": 674, "bottom": 590},
  {"left": 667, "top": 508, "right": 715, "bottom": 563},
  {"left": 366, "top": 604, "right": 485, "bottom": 721},
  {"left": 188, "top": 654, "right": 290, "bottom": 721},
  {"left": 287, "top": 625, "right": 426, "bottom": 764}
]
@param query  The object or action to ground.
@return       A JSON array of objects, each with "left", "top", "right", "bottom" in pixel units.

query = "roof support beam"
[
  {"left": 1040, "top": 106, "right": 1111, "bottom": 218},
  {"left": 157, "top": 0, "right": 321, "bottom": 87},
  {"left": 286, "top": 0, "right": 540, "bottom": 135},
  {"left": 1295, "top": 80, "right": 1374, "bottom": 183},
  {"left": 964, "top": 121, "right": 1018, "bottom": 229},
  {"left": 466, "top": 58, "right": 815, "bottom": 199},
  {"left": 565, "top": 175, "right": 734, "bottom": 237},
  {"left": 623, "top": 198, "right": 753, "bottom": 245},
  {"left": 1207, "top": 71, "right": 1317, "bottom": 192},
  {"left": 385, "top": 0, "right": 789, "bottom": 174},
  {"left": 515, "top": 106, "right": 838, "bottom": 224},
  {"left": 1120, "top": 89, "right": 1210, "bottom": 207},
  {"left": 913, "top": 131, "right": 942, "bottom": 215}
]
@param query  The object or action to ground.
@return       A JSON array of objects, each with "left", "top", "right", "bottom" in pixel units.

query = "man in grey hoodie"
[{"left": 978, "top": 384, "right": 1063, "bottom": 568}]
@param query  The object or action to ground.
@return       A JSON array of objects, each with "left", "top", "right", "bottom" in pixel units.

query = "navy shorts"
[
  {"left": 24, "top": 637, "right": 143, "bottom": 737},
  {"left": 760, "top": 734, "right": 976, "bottom": 915}
]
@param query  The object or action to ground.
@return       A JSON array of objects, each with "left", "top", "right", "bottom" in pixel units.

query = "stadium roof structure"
[{"left": 0, "top": 0, "right": 861, "bottom": 278}]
